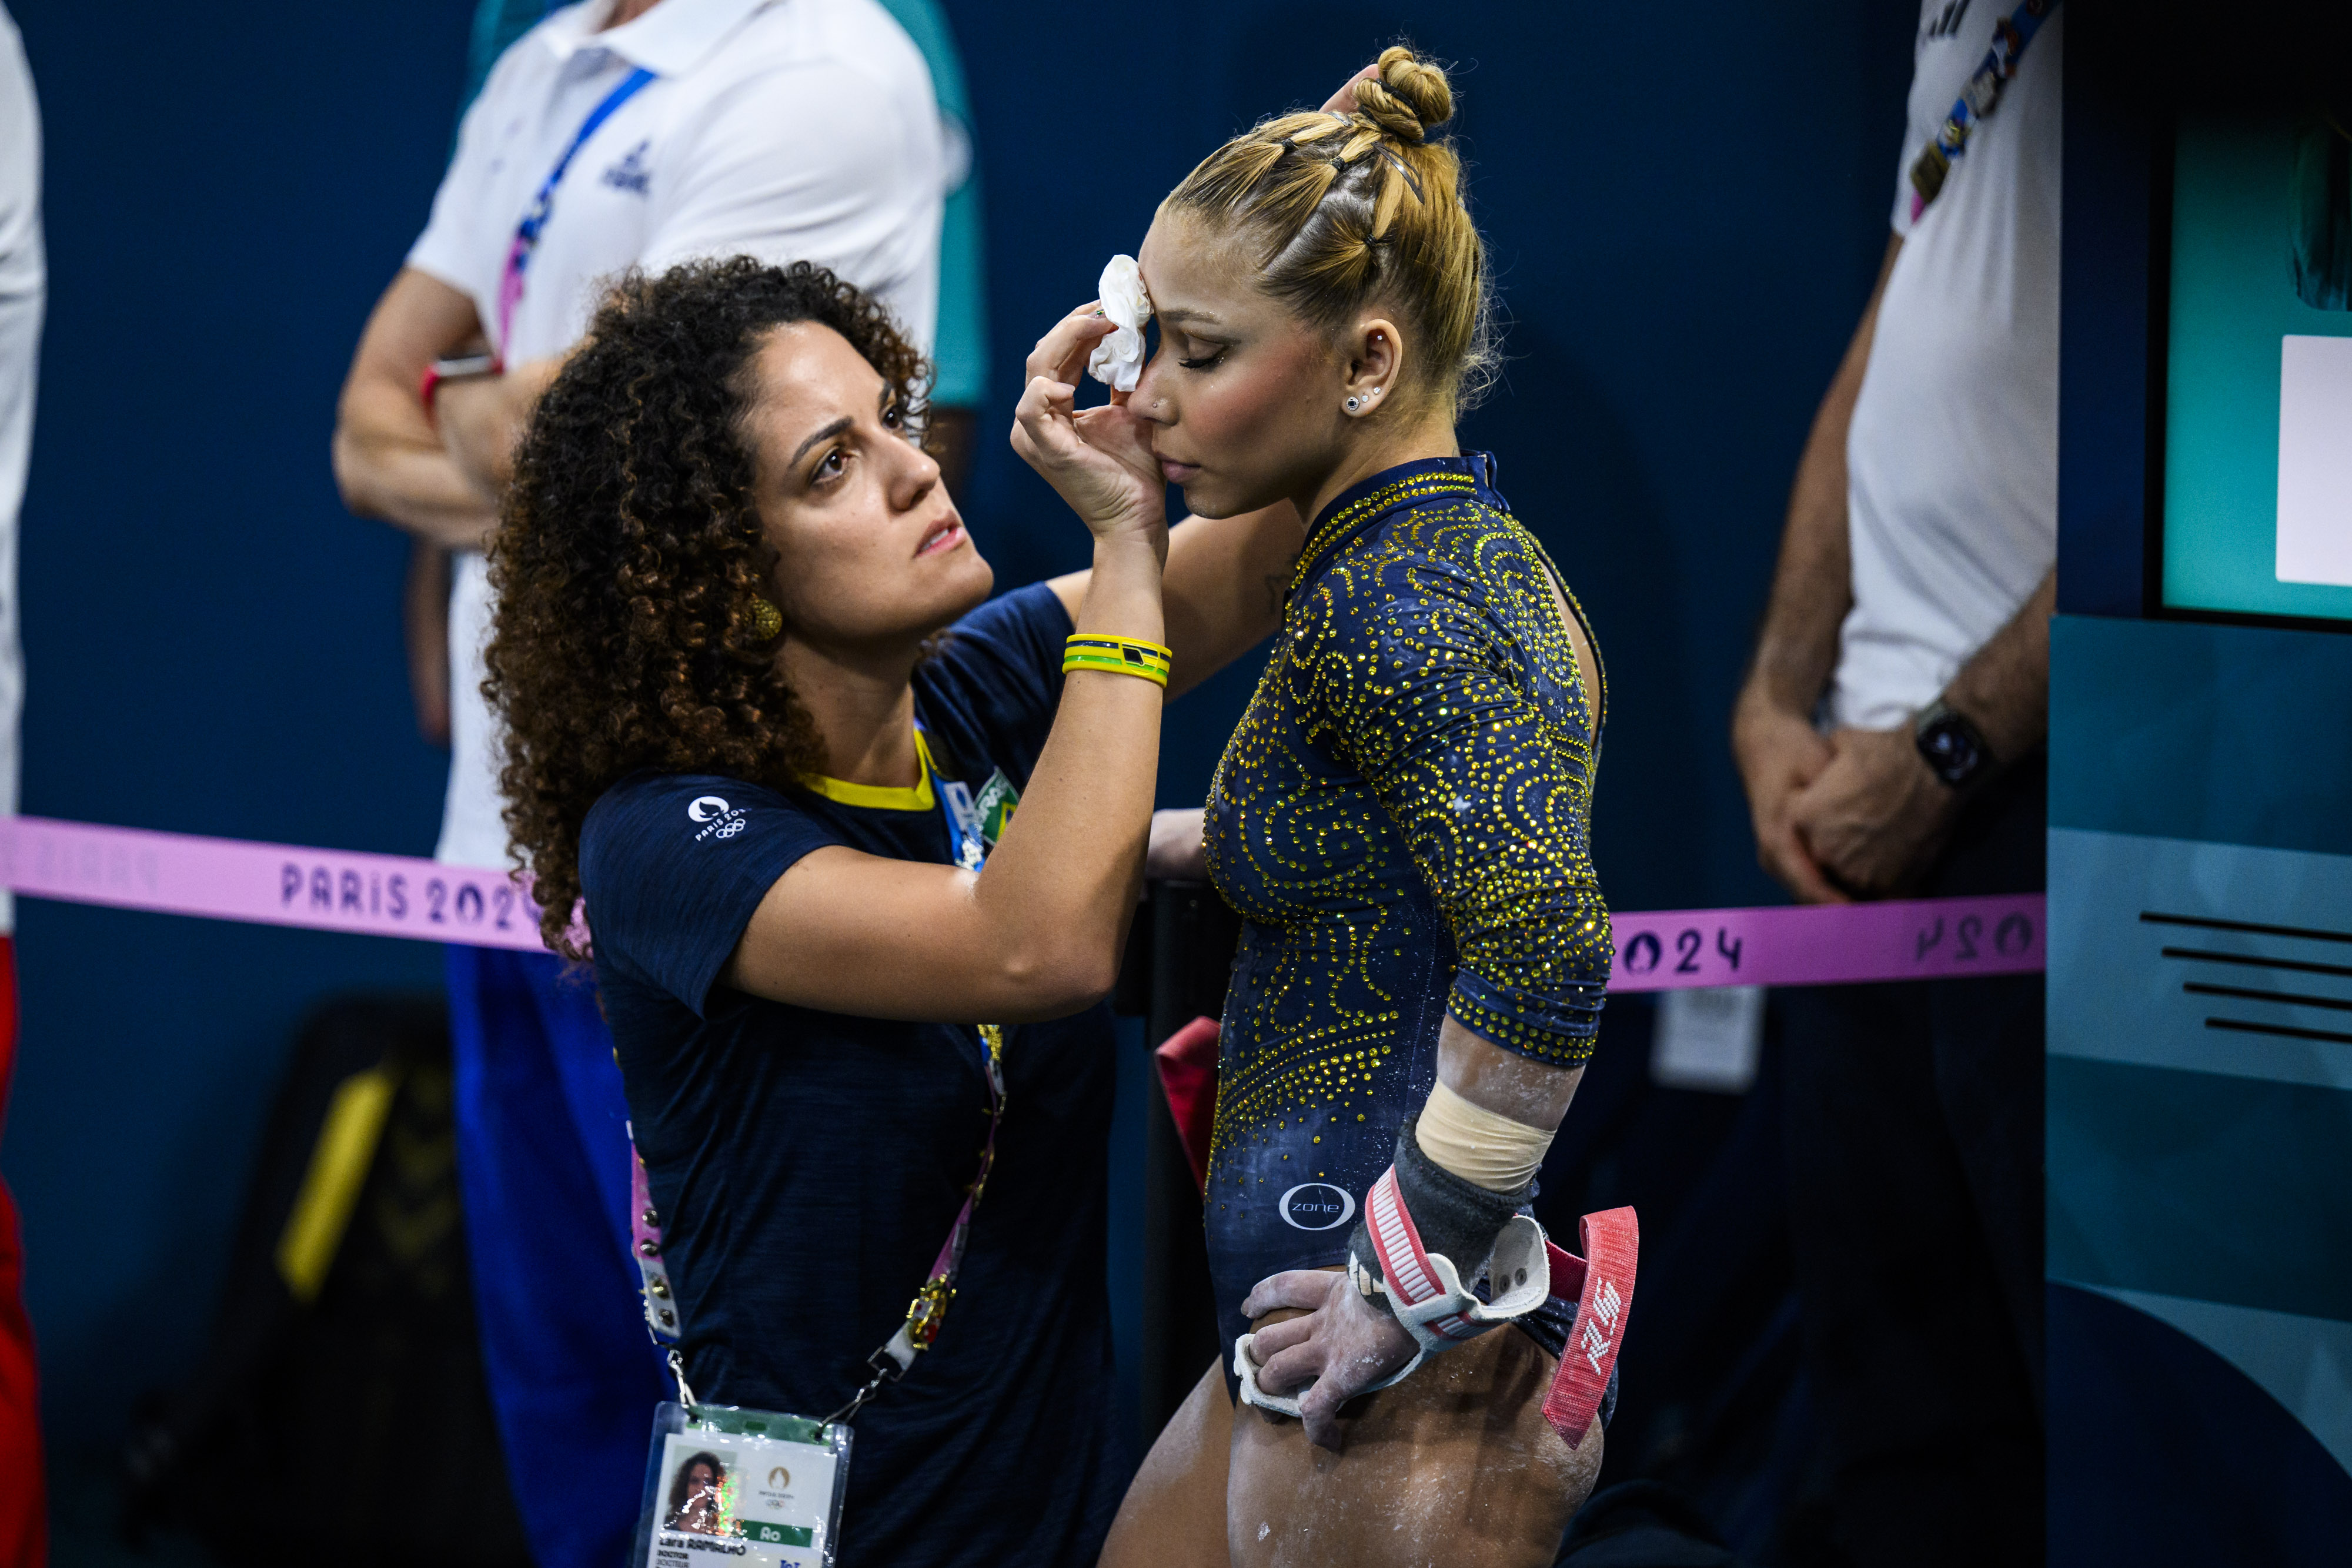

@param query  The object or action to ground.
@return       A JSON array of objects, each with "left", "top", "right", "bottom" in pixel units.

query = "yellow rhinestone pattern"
[{"left": 1201, "top": 460, "right": 1611, "bottom": 1216}]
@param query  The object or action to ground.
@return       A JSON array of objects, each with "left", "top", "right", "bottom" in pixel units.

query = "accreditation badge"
[
  {"left": 634, "top": 1402, "right": 852, "bottom": 1568},
  {"left": 973, "top": 769, "right": 1020, "bottom": 847}
]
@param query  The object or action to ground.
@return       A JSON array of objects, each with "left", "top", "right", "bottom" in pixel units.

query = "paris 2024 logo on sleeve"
[{"left": 688, "top": 797, "right": 747, "bottom": 843}]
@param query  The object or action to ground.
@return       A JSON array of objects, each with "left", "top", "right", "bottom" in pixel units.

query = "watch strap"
[{"left": 419, "top": 353, "right": 503, "bottom": 422}]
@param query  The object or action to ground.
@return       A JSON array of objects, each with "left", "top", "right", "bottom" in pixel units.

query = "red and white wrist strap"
[
  {"left": 1234, "top": 1170, "right": 1637, "bottom": 1448},
  {"left": 1358, "top": 1162, "right": 1553, "bottom": 1349},
  {"left": 1538, "top": 1207, "right": 1639, "bottom": 1446}
]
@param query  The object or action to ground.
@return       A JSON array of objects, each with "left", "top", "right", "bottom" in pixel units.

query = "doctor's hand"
[
  {"left": 1010, "top": 302, "right": 1163, "bottom": 543},
  {"left": 1786, "top": 724, "right": 1959, "bottom": 900},
  {"left": 1320, "top": 63, "right": 1382, "bottom": 114},
  {"left": 1241, "top": 1268, "right": 1418, "bottom": 1452}
]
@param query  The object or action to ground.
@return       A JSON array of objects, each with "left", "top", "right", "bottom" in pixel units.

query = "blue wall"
[
  {"left": 2, "top": 0, "right": 476, "bottom": 1458},
  {"left": 0, "top": 0, "right": 1911, "bottom": 1472}
]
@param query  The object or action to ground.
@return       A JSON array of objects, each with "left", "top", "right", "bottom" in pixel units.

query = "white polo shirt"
[
  {"left": 407, "top": 0, "right": 943, "bottom": 868},
  {"left": 1833, "top": 3, "right": 2062, "bottom": 731},
  {"left": 0, "top": 6, "right": 39, "bottom": 934}
]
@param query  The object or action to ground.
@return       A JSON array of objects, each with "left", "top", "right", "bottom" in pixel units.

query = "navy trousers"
[{"left": 446, "top": 944, "right": 670, "bottom": 1568}]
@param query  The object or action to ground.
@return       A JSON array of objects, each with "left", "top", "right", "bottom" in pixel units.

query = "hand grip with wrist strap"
[{"left": 1234, "top": 1111, "right": 1637, "bottom": 1447}]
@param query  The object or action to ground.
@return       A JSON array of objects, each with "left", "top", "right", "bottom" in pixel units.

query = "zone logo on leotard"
[
  {"left": 1278, "top": 1182, "right": 1357, "bottom": 1231},
  {"left": 687, "top": 795, "right": 747, "bottom": 844}
]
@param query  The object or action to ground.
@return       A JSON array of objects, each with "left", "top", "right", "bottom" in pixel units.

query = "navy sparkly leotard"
[{"left": 1202, "top": 454, "right": 1611, "bottom": 1356}]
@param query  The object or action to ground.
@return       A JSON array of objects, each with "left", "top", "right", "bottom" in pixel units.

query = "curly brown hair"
[{"left": 484, "top": 257, "right": 930, "bottom": 954}]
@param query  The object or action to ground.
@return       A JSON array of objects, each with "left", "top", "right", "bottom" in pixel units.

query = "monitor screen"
[{"left": 2160, "top": 115, "right": 2352, "bottom": 626}]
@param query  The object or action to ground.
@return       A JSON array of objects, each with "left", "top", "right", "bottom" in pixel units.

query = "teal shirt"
[{"left": 872, "top": 0, "right": 988, "bottom": 407}]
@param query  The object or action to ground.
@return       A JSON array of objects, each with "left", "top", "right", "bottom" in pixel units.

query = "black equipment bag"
[{"left": 123, "top": 993, "right": 530, "bottom": 1566}]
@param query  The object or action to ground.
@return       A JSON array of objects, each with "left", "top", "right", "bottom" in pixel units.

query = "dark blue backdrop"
[{"left": 0, "top": 0, "right": 1911, "bottom": 1487}]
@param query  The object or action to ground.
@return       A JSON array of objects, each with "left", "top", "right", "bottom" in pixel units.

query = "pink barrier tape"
[
  {"left": 0, "top": 815, "right": 550, "bottom": 951},
  {"left": 1607, "top": 893, "right": 2044, "bottom": 992},
  {"left": 0, "top": 815, "right": 2049, "bottom": 988}
]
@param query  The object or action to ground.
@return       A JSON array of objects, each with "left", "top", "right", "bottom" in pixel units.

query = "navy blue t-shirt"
[{"left": 579, "top": 586, "right": 1125, "bottom": 1568}]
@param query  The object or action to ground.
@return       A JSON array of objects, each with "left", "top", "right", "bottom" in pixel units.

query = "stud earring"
[
  {"left": 1345, "top": 396, "right": 1361, "bottom": 412},
  {"left": 747, "top": 596, "right": 784, "bottom": 641}
]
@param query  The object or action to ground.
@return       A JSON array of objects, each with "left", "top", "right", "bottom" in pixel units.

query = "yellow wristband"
[
  {"left": 1061, "top": 651, "right": 1170, "bottom": 688},
  {"left": 1063, "top": 634, "right": 1172, "bottom": 688}
]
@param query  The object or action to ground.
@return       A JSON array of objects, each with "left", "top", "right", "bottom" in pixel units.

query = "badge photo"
[{"left": 635, "top": 1403, "right": 852, "bottom": 1568}]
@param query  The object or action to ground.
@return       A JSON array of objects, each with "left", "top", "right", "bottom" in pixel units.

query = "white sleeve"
[
  {"left": 640, "top": 60, "right": 944, "bottom": 352},
  {"left": 0, "top": 8, "right": 38, "bottom": 312},
  {"left": 0, "top": 8, "right": 41, "bottom": 525},
  {"left": 0, "top": 6, "right": 35, "bottom": 861},
  {"left": 405, "top": 56, "right": 512, "bottom": 310}
]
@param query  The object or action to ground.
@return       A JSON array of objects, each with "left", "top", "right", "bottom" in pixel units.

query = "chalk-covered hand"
[{"left": 1240, "top": 1267, "right": 1418, "bottom": 1452}]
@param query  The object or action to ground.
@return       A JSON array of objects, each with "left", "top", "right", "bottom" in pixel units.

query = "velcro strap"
[
  {"left": 1364, "top": 1165, "right": 1552, "bottom": 1355},
  {"left": 1540, "top": 1206, "right": 1638, "bottom": 1449}
]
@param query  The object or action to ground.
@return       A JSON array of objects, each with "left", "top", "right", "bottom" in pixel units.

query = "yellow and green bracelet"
[{"left": 1062, "top": 634, "right": 1172, "bottom": 689}]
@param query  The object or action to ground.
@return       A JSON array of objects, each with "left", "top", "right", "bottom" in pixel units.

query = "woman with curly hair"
[{"left": 484, "top": 256, "right": 1298, "bottom": 1567}]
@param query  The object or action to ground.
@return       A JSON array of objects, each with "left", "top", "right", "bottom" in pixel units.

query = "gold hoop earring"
[{"left": 747, "top": 596, "right": 784, "bottom": 641}]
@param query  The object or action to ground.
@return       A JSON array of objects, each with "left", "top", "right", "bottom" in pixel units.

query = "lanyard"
[
  {"left": 930, "top": 731, "right": 989, "bottom": 872},
  {"left": 494, "top": 63, "right": 655, "bottom": 355},
  {"left": 634, "top": 735, "right": 1013, "bottom": 1424},
  {"left": 1906, "top": 0, "right": 2057, "bottom": 222},
  {"left": 826, "top": 1021, "right": 1006, "bottom": 1422},
  {"left": 828, "top": 730, "right": 1005, "bottom": 1422}
]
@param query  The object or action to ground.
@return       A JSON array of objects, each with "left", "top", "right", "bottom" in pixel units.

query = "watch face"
[{"left": 1922, "top": 720, "right": 1981, "bottom": 784}]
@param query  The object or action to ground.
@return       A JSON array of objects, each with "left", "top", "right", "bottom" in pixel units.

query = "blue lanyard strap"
[
  {"left": 925, "top": 730, "right": 990, "bottom": 873},
  {"left": 1906, "top": 0, "right": 2057, "bottom": 220},
  {"left": 496, "top": 63, "right": 656, "bottom": 352}
]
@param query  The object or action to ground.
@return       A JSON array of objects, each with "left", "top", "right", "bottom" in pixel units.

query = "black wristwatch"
[{"left": 1913, "top": 698, "right": 1993, "bottom": 788}]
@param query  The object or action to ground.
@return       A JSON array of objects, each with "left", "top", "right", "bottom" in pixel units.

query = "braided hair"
[{"left": 1165, "top": 46, "right": 1494, "bottom": 409}]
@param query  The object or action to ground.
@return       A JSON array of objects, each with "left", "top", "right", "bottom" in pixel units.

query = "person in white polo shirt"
[
  {"left": 1732, "top": 3, "right": 2059, "bottom": 1563},
  {"left": 330, "top": 4, "right": 940, "bottom": 1562},
  {"left": 0, "top": 11, "right": 41, "bottom": 1560}
]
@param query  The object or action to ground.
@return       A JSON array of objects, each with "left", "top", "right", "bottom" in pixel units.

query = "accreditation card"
[{"left": 633, "top": 1402, "right": 853, "bottom": 1568}]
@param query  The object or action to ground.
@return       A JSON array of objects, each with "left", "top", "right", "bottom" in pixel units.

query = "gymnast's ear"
[{"left": 1339, "top": 315, "right": 1407, "bottom": 419}]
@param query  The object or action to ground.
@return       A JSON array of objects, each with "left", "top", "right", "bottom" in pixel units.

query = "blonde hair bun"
[
  {"left": 1165, "top": 43, "right": 1493, "bottom": 410},
  {"left": 1353, "top": 45, "right": 1454, "bottom": 144}
]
